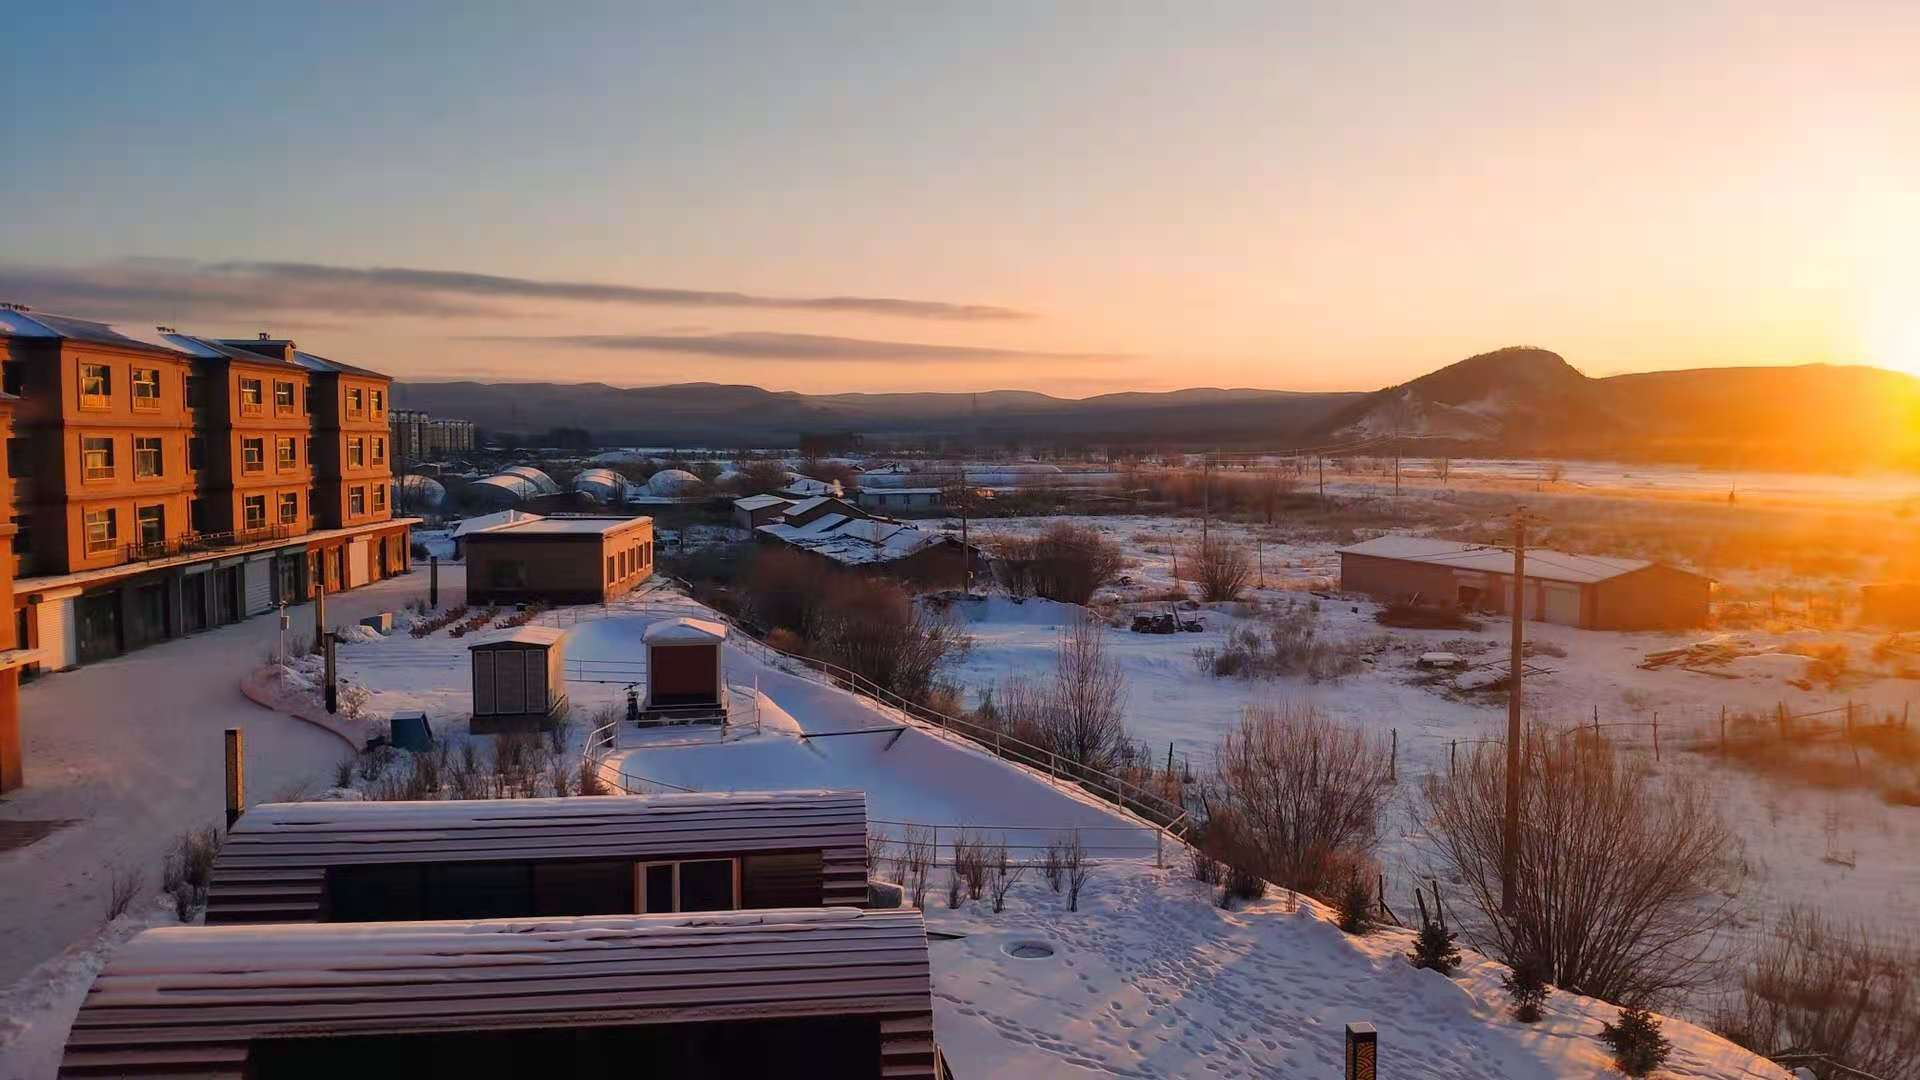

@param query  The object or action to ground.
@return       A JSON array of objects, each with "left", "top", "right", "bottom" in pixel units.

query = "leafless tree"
[
  {"left": 1422, "top": 728, "right": 1740, "bottom": 1005},
  {"left": 1201, "top": 702, "right": 1394, "bottom": 901},
  {"left": 1715, "top": 908, "right": 1920, "bottom": 1080},
  {"left": 1042, "top": 836, "right": 1066, "bottom": 892},
  {"left": 809, "top": 576, "right": 971, "bottom": 706},
  {"left": 1189, "top": 537, "right": 1254, "bottom": 602},
  {"left": 1433, "top": 457, "right": 1452, "bottom": 486},
  {"left": 995, "top": 523, "right": 1124, "bottom": 604},
  {"left": 987, "top": 839, "right": 1027, "bottom": 913},
  {"left": 1063, "top": 829, "right": 1091, "bottom": 912},
  {"left": 897, "top": 826, "right": 936, "bottom": 910},
  {"left": 952, "top": 829, "right": 991, "bottom": 901},
  {"left": 106, "top": 866, "right": 144, "bottom": 922},
  {"left": 1044, "top": 610, "right": 1129, "bottom": 773}
]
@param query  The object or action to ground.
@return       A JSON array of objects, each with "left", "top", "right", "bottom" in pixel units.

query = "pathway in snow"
[{"left": 0, "top": 565, "right": 449, "bottom": 989}]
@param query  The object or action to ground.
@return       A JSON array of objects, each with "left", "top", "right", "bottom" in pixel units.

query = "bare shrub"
[
  {"left": 1422, "top": 729, "right": 1740, "bottom": 1004},
  {"left": 1063, "top": 829, "right": 1090, "bottom": 912},
  {"left": 1044, "top": 610, "right": 1129, "bottom": 773},
  {"left": 493, "top": 732, "right": 541, "bottom": 797},
  {"left": 546, "top": 718, "right": 570, "bottom": 756},
  {"left": 357, "top": 744, "right": 396, "bottom": 782},
  {"left": 810, "top": 577, "right": 970, "bottom": 706},
  {"left": 1373, "top": 601, "right": 1482, "bottom": 630},
  {"left": 162, "top": 827, "right": 223, "bottom": 923},
  {"left": 331, "top": 756, "right": 354, "bottom": 789},
  {"left": 996, "top": 524, "right": 1124, "bottom": 604},
  {"left": 898, "top": 826, "right": 936, "bottom": 910},
  {"left": 745, "top": 547, "right": 833, "bottom": 639},
  {"left": 987, "top": 840, "right": 1026, "bottom": 913},
  {"left": 867, "top": 833, "right": 892, "bottom": 880},
  {"left": 1188, "top": 843, "right": 1223, "bottom": 886},
  {"left": 106, "top": 867, "right": 143, "bottom": 922},
  {"left": 546, "top": 755, "right": 575, "bottom": 797},
  {"left": 952, "top": 830, "right": 990, "bottom": 901},
  {"left": 1201, "top": 703, "right": 1394, "bottom": 901},
  {"left": 945, "top": 863, "right": 965, "bottom": 908},
  {"left": 576, "top": 755, "right": 608, "bottom": 796},
  {"left": 1189, "top": 537, "right": 1253, "bottom": 602},
  {"left": 1042, "top": 837, "right": 1066, "bottom": 892},
  {"left": 1714, "top": 908, "right": 1920, "bottom": 1079},
  {"left": 411, "top": 744, "right": 446, "bottom": 798}
]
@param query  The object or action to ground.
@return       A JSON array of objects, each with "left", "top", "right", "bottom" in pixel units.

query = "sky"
[{"left": 3, "top": 2, "right": 1918, "bottom": 396}]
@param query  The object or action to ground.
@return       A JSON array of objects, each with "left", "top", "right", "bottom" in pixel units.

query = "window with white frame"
[
  {"left": 82, "top": 435, "right": 114, "bottom": 480},
  {"left": 637, "top": 858, "right": 738, "bottom": 913}
]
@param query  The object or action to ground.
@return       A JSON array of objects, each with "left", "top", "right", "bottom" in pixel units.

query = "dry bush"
[
  {"left": 1200, "top": 703, "right": 1394, "bottom": 901},
  {"left": 106, "top": 866, "right": 144, "bottom": 922},
  {"left": 162, "top": 827, "right": 223, "bottom": 922},
  {"left": 810, "top": 577, "right": 970, "bottom": 706},
  {"left": 987, "top": 839, "right": 1026, "bottom": 913},
  {"left": 745, "top": 547, "right": 833, "bottom": 638},
  {"left": 546, "top": 755, "right": 575, "bottom": 797},
  {"left": 868, "top": 833, "right": 892, "bottom": 880},
  {"left": 1063, "top": 829, "right": 1090, "bottom": 912},
  {"left": 1423, "top": 729, "right": 1740, "bottom": 1005},
  {"left": 952, "top": 830, "right": 991, "bottom": 901},
  {"left": 995, "top": 523, "right": 1125, "bottom": 604},
  {"left": 1042, "top": 837, "right": 1066, "bottom": 892},
  {"left": 1715, "top": 908, "right": 1920, "bottom": 1080},
  {"left": 1374, "top": 601, "right": 1482, "bottom": 630},
  {"left": 945, "top": 864, "right": 965, "bottom": 908},
  {"left": 576, "top": 755, "right": 608, "bottom": 796},
  {"left": 897, "top": 826, "right": 936, "bottom": 910},
  {"left": 1044, "top": 610, "right": 1129, "bottom": 773},
  {"left": 1188, "top": 537, "right": 1253, "bottom": 602}
]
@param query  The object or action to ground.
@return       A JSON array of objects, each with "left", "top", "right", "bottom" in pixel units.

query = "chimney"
[
  {"left": 258, "top": 332, "right": 271, "bottom": 341},
  {"left": 156, "top": 325, "right": 176, "bottom": 334},
  {"left": 0, "top": 302, "right": 29, "bottom": 312}
]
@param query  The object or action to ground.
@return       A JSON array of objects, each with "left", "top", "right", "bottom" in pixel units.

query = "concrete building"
[
  {"left": 464, "top": 514, "right": 654, "bottom": 605},
  {"left": 855, "top": 487, "right": 944, "bottom": 514},
  {"left": 1337, "top": 535, "right": 1710, "bottom": 630},
  {"left": 733, "top": 493, "right": 792, "bottom": 530},
  {"left": 0, "top": 306, "right": 412, "bottom": 671},
  {"left": 390, "top": 408, "right": 475, "bottom": 461}
]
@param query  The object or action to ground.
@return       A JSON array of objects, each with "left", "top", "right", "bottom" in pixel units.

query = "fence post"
[
  {"left": 224, "top": 728, "right": 244, "bottom": 830},
  {"left": 1390, "top": 729, "right": 1397, "bottom": 782},
  {"left": 1157, "top": 826, "right": 1165, "bottom": 870},
  {"left": 1345, "top": 1022, "right": 1377, "bottom": 1080},
  {"left": 1449, "top": 739, "right": 1456, "bottom": 776},
  {"left": 1720, "top": 705, "right": 1727, "bottom": 750},
  {"left": 1652, "top": 718, "right": 1659, "bottom": 761}
]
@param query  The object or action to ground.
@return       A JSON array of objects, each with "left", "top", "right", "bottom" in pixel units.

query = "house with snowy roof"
[
  {"left": 756, "top": 514, "right": 980, "bottom": 589},
  {"left": 1338, "top": 534, "right": 1710, "bottom": 629}
]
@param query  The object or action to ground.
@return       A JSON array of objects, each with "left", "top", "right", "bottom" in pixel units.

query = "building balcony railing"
[{"left": 122, "top": 524, "right": 300, "bottom": 564}]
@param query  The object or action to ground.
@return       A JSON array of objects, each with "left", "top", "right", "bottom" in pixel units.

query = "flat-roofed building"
[{"left": 464, "top": 513, "right": 653, "bottom": 604}]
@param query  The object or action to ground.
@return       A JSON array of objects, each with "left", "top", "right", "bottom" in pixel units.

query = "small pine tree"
[
  {"left": 1501, "top": 953, "right": 1553, "bottom": 1022},
  {"left": 1409, "top": 919, "right": 1461, "bottom": 974},
  {"left": 1334, "top": 871, "right": 1375, "bottom": 935},
  {"left": 1598, "top": 1005, "right": 1671, "bottom": 1077}
]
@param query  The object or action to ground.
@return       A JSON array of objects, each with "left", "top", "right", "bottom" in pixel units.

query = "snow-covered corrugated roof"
[
  {"left": 734, "top": 494, "right": 791, "bottom": 510},
  {"left": 1337, "top": 535, "right": 1668, "bottom": 585},
  {"left": 450, "top": 509, "right": 541, "bottom": 538},
  {"left": 756, "top": 516, "right": 959, "bottom": 567},
  {"left": 470, "top": 625, "right": 566, "bottom": 647},
  {"left": 782, "top": 495, "right": 836, "bottom": 516}
]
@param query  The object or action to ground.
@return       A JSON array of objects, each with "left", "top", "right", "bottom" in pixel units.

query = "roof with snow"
[
  {"left": 645, "top": 467, "right": 703, "bottom": 495},
  {"left": 644, "top": 616, "right": 729, "bottom": 644},
  {"left": 778, "top": 475, "right": 842, "bottom": 497},
  {"left": 734, "top": 494, "right": 792, "bottom": 510},
  {"left": 203, "top": 790, "right": 870, "bottom": 925},
  {"left": 479, "top": 514, "right": 651, "bottom": 538},
  {"left": 62, "top": 907, "right": 935, "bottom": 1078},
  {"left": 468, "top": 625, "right": 566, "bottom": 648},
  {"left": 1336, "top": 535, "right": 1691, "bottom": 585},
  {"left": 449, "top": 508, "right": 541, "bottom": 538},
  {"left": 0, "top": 306, "right": 195, "bottom": 355},
  {"left": 757, "top": 515, "right": 966, "bottom": 567}
]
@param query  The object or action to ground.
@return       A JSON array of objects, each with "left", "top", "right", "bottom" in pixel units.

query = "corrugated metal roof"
[
  {"left": 734, "top": 494, "right": 791, "bottom": 510},
  {"left": 1336, "top": 535, "right": 1670, "bottom": 585},
  {"left": 62, "top": 908, "right": 938, "bottom": 1079},
  {"left": 0, "top": 308, "right": 195, "bottom": 356},
  {"left": 205, "top": 791, "right": 870, "bottom": 924}
]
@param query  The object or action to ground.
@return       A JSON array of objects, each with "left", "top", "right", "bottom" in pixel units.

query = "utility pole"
[
  {"left": 1502, "top": 508, "right": 1544, "bottom": 915},
  {"left": 1201, "top": 451, "right": 1212, "bottom": 548},
  {"left": 1318, "top": 455, "right": 1325, "bottom": 501}
]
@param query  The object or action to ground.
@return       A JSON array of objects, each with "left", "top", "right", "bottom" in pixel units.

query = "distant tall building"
[{"left": 390, "top": 409, "right": 474, "bottom": 461}]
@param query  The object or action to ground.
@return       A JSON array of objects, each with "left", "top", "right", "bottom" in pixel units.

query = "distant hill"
[{"left": 397, "top": 351, "right": 1920, "bottom": 468}]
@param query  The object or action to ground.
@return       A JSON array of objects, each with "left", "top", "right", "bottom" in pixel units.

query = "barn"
[
  {"left": 202, "top": 789, "right": 871, "bottom": 925},
  {"left": 1337, "top": 535, "right": 1710, "bottom": 630},
  {"left": 60, "top": 908, "right": 944, "bottom": 1079}
]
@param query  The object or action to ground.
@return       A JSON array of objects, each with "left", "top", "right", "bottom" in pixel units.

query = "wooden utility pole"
[
  {"left": 1318, "top": 455, "right": 1325, "bottom": 500},
  {"left": 1201, "top": 451, "right": 1212, "bottom": 548},
  {"left": 1502, "top": 509, "right": 1543, "bottom": 915}
]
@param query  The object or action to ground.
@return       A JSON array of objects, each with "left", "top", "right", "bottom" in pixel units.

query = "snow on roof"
[
  {"left": 486, "top": 514, "right": 650, "bottom": 537},
  {"left": 1336, "top": 535, "right": 1673, "bottom": 585},
  {"left": 646, "top": 468, "right": 703, "bottom": 495},
  {"left": 449, "top": 509, "right": 542, "bottom": 538},
  {"left": 64, "top": 907, "right": 931, "bottom": 1074},
  {"left": 757, "top": 516, "right": 957, "bottom": 566},
  {"left": 782, "top": 494, "right": 840, "bottom": 516},
  {"left": 644, "top": 616, "right": 729, "bottom": 644},
  {"left": 469, "top": 625, "right": 566, "bottom": 647},
  {"left": 0, "top": 307, "right": 195, "bottom": 355},
  {"left": 778, "top": 476, "right": 842, "bottom": 497},
  {"left": 734, "top": 494, "right": 791, "bottom": 510}
]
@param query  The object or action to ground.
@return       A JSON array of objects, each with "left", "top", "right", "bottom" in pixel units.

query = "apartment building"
[
  {"left": 0, "top": 393, "right": 28, "bottom": 793},
  {"left": 391, "top": 408, "right": 476, "bottom": 461},
  {"left": 0, "top": 306, "right": 414, "bottom": 670}
]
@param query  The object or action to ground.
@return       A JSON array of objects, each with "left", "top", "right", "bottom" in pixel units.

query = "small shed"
[
  {"left": 469, "top": 626, "right": 567, "bottom": 733},
  {"left": 733, "top": 493, "right": 793, "bottom": 530},
  {"left": 643, "top": 617, "right": 728, "bottom": 723},
  {"left": 203, "top": 790, "right": 872, "bottom": 923},
  {"left": 61, "top": 907, "right": 942, "bottom": 1079}
]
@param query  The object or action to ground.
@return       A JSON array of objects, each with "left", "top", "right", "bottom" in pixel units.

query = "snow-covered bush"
[{"left": 1599, "top": 1006, "right": 1671, "bottom": 1077}]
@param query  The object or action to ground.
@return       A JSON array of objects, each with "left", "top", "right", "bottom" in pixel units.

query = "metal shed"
[
  {"left": 59, "top": 908, "right": 944, "bottom": 1079},
  {"left": 469, "top": 626, "right": 567, "bottom": 733},
  {"left": 203, "top": 789, "right": 871, "bottom": 924},
  {"left": 642, "top": 617, "right": 728, "bottom": 724}
]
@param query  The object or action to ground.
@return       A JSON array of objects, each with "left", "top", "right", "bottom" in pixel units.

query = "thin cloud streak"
[
  {"left": 486, "top": 331, "right": 1118, "bottom": 363},
  {"left": 0, "top": 258, "right": 1032, "bottom": 323}
]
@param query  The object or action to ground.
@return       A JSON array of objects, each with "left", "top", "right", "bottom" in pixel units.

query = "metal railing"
[
  {"left": 581, "top": 720, "right": 698, "bottom": 794},
  {"left": 868, "top": 818, "right": 1172, "bottom": 868},
  {"left": 123, "top": 524, "right": 299, "bottom": 564},
  {"left": 545, "top": 582, "right": 1193, "bottom": 840}
]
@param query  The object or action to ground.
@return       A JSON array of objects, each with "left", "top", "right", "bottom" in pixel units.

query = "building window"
[
  {"left": 136, "top": 504, "right": 164, "bottom": 548},
  {"left": 184, "top": 374, "right": 206, "bottom": 411},
  {"left": 80, "top": 363, "right": 111, "bottom": 408},
  {"left": 372, "top": 436, "right": 386, "bottom": 465},
  {"left": 348, "top": 436, "right": 365, "bottom": 468},
  {"left": 82, "top": 435, "right": 114, "bottom": 480},
  {"left": 274, "top": 380, "right": 295, "bottom": 415},
  {"left": 637, "top": 859, "right": 738, "bottom": 913},
  {"left": 6, "top": 436, "right": 26, "bottom": 479},
  {"left": 347, "top": 387, "right": 364, "bottom": 417},
  {"left": 304, "top": 384, "right": 316, "bottom": 414},
  {"left": 239, "top": 378, "right": 264, "bottom": 415},
  {"left": 244, "top": 494, "right": 267, "bottom": 531},
  {"left": 370, "top": 388, "right": 384, "bottom": 416},
  {"left": 83, "top": 508, "right": 117, "bottom": 554},
  {"left": 12, "top": 517, "right": 29, "bottom": 557},
  {"left": 131, "top": 368, "right": 161, "bottom": 410},
  {"left": 277, "top": 436, "right": 297, "bottom": 469},
  {"left": 372, "top": 485, "right": 387, "bottom": 513},
  {"left": 349, "top": 486, "right": 366, "bottom": 516},
  {"left": 187, "top": 436, "right": 204, "bottom": 472},
  {"left": 606, "top": 555, "right": 616, "bottom": 582},
  {"left": 278, "top": 492, "right": 299, "bottom": 524},
  {"left": 134, "top": 436, "right": 163, "bottom": 479},
  {"left": 304, "top": 437, "right": 314, "bottom": 468},
  {"left": 2, "top": 361, "right": 23, "bottom": 396},
  {"left": 242, "top": 436, "right": 265, "bottom": 474}
]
